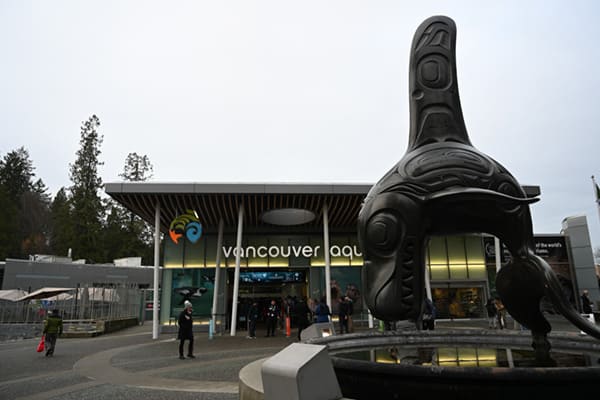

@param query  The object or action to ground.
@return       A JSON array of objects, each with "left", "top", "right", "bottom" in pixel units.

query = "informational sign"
[
  {"left": 221, "top": 244, "right": 362, "bottom": 260},
  {"left": 483, "top": 236, "right": 568, "bottom": 263}
]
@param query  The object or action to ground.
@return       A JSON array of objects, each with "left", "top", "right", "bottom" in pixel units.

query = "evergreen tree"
[
  {"left": 103, "top": 202, "right": 129, "bottom": 261},
  {"left": 0, "top": 147, "right": 50, "bottom": 258},
  {"left": 119, "top": 152, "right": 154, "bottom": 243},
  {"left": 0, "top": 184, "right": 18, "bottom": 259},
  {"left": 20, "top": 179, "right": 51, "bottom": 256},
  {"left": 49, "top": 187, "right": 73, "bottom": 257},
  {"left": 119, "top": 152, "right": 154, "bottom": 182},
  {"left": 0, "top": 147, "right": 34, "bottom": 201},
  {"left": 68, "top": 115, "right": 105, "bottom": 262},
  {"left": 103, "top": 152, "right": 155, "bottom": 264}
]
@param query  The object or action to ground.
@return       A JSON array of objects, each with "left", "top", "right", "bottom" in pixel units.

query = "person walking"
[
  {"left": 265, "top": 299, "right": 279, "bottom": 337},
  {"left": 177, "top": 300, "right": 195, "bottom": 359},
  {"left": 246, "top": 301, "right": 259, "bottom": 339},
  {"left": 42, "top": 309, "right": 63, "bottom": 357}
]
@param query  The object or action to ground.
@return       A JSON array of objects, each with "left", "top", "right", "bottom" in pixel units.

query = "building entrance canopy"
[{"left": 105, "top": 183, "right": 372, "bottom": 233}]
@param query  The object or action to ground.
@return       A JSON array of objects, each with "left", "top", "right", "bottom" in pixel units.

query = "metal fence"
[{"left": 0, "top": 284, "right": 144, "bottom": 324}]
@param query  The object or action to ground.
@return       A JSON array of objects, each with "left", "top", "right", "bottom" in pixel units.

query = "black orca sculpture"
[{"left": 357, "top": 15, "right": 600, "bottom": 352}]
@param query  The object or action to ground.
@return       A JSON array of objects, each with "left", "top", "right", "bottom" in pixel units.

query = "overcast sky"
[{"left": 1, "top": 1, "right": 599, "bottom": 248}]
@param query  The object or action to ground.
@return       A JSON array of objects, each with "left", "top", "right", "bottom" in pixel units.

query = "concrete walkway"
[
  {"left": 0, "top": 315, "right": 588, "bottom": 400},
  {"left": 0, "top": 323, "right": 293, "bottom": 400}
]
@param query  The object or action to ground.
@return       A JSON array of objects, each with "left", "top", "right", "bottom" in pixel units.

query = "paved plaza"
[
  {"left": 0, "top": 316, "right": 586, "bottom": 400},
  {"left": 0, "top": 323, "right": 293, "bottom": 400}
]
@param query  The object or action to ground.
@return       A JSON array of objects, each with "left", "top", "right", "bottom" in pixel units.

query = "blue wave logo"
[{"left": 169, "top": 210, "right": 203, "bottom": 244}]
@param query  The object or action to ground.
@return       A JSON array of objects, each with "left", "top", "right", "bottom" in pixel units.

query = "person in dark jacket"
[
  {"left": 178, "top": 300, "right": 195, "bottom": 359},
  {"left": 43, "top": 309, "right": 63, "bottom": 357},
  {"left": 338, "top": 297, "right": 350, "bottom": 334},
  {"left": 293, "top": 297, "right": 312, "bottom": 340},
  {"left": 246, "top": 301, "right": 259, "bottom": 339},
  {"left": 265, "top": 299, "right": 278, "bottom": 337},
  {"left": 581, "top": 290, "right": 593, "bottom": 314}
]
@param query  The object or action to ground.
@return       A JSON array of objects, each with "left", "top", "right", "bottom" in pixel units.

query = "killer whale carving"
[{"left": 357, "top": 15, "right": 600, "bottom": 352}]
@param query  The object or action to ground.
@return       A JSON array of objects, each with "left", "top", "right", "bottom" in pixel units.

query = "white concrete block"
[
  {"left": 300, "top": 322, "right": 336, "bottom": 341},
  {"left": 261, "top": 343, "right": 342, "bottom": 400}
]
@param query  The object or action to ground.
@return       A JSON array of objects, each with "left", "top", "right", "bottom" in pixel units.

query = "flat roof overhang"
[
  {"left": 105, "top": 182, "right": 541, "bottom": 234},
  {"left": 105, "top": 182, "right": 373, "bottom": 233}
]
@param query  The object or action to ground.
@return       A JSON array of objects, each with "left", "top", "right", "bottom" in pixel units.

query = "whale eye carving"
[{"left": 366, "top": 212, "right": 401, "bottom": 254}]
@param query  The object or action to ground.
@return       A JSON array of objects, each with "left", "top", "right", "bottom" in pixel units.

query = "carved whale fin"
[
  {"left": 543, "top": 261, "right": 600, "bottom": 339},
  {"left": 408, "top": 16, "right": 471, "bottom": 151}
]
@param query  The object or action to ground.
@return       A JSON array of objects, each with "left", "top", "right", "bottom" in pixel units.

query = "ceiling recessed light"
[{"left": 261, "top": 208, "right": 316, "bottom": 226}]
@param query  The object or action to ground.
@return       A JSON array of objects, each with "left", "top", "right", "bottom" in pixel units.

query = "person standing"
[
  {"left": 178, "top": 300, "right": 195, "bottom": 359},
  {"left": 43, "top": 309, "right": 63, "bottom": 357},
  {"left": 486, "top": 298, "right": 498, "bottom": 329},
  {"left": 345, "top": 296, "right": 355, "bottom": 333},
  {"left": 422, "top": 298, "right": 436, "bottom": 330},
  {"left": 247, "top": 301, "right": 259, "bottom": 339},
  {"left": 308, "top": 298, "right": 317, "bottom": 322},
  {"left": 494, "top": 297, "right": 506, "bottom": 329},
  {"left": 581, "top": 290, "right": 593, "bottom": 314},
  {"left": 315, "top": 297, "right": 331, "bottom": 323},
  {"left": 265, "top": 299, "right": 278, "bottom": 337},
  {"left": 293, "top": 297, "right": 311, "bottom": 341},
  {"left": 338, "top": 297, "right": 350, "bottom": 334}
]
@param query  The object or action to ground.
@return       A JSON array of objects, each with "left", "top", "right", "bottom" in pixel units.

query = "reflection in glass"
[{"left": 335, "top": 345, "right": 597, "bottom": 368}]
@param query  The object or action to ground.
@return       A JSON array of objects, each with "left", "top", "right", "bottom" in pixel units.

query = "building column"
[
  {"left": 494, "top": 237, "right": 502, "bottom": 273},
  {"left": 425, "top": 263, "right": 432, "bottom": 300},
  {"left": 323, "top": 203, "right": 332, "bottom": 309},
  {"left": 230, "top": 206, "right": 244, "bottom": 336},
  {"left": 152, "top": 202, "right": 161, "bottom": 340},
  {"left": 211, "top": 218, "right": 224, "bottom": 335}
]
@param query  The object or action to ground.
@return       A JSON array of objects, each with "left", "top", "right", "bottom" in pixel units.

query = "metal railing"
[{"left": 0, "top": 284, "right": 144, "bottom": 324}]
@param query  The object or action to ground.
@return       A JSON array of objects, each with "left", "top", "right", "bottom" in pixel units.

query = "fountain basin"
[{"left": 307, "top": 329, "right": 600, "bottom": 399}]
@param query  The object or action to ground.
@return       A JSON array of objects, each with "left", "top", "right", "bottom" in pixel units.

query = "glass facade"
[
  {"left": 426, "top": 235, "right": 488, "bottom": 319},
  {"left": 427, "top": 236, "right": 486, "bottom": 281},
  {"left": 162, "top": 233, "right": 490, "bottom": 323}
]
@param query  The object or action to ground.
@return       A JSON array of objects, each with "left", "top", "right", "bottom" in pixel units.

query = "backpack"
[{"left": 316, "top": 303, "right": 330, "bottom": 322}]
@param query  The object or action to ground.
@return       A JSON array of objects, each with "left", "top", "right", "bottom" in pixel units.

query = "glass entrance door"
[{"left": 431, "top": 285, "right": 485, "bottom": 319}]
